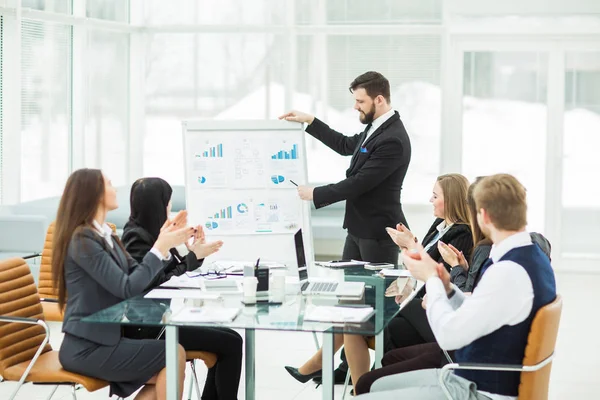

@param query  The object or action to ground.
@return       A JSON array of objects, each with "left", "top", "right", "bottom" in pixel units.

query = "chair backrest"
[
  {"left": 0, "top": 258, "right": 52, "bottom": 375},
  {"left": 38, "top": 222, "right": 58, "bottom": 300},
  {"left": 38, "top": 221, "right": 117, "bottom": 300},
  {"left": 518, "top": 294, "right": 563, "bottom": 400}
]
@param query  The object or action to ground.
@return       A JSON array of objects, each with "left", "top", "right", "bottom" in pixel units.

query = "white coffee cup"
[
  {"left": 270, "top": 270, "right": 286, "bottom": 303},
  {"left": 243, "top": 276, "right": 258, "bottom": 303}
]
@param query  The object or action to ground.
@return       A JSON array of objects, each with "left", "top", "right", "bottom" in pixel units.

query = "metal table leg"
[
  {"left": 245, "top": 329, "right": 255, "bottom": 400},
  {"left": 166, "top": 325, "right": 180, "bottom": 400},
  {"left": 374, "top": 330, "right": 384, "bottom": 368},
  {"left": 322, "top": 332, "right": 334, "bottom": 400}
]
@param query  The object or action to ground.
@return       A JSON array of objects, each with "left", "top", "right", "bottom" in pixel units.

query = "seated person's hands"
[
  {"left": 437, "top": 241, "right": 469, "bottom": 271},
  {"left": 401, "top": 245, "right": 436, "bottom": 283},
  {"left": 186, "top": 225, "right": 223, "bottom": 260},
  {"left": 385, "top": 223, "right": 416, "bottom": 250},
  {"left": 160, "top": 210, "right": 188, "bottom": 233},
  {"left": 155, "top": 225, "right": 196, "bottom": 257}
]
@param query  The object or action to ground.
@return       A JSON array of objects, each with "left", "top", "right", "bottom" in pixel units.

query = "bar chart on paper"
[
  {"left": 196, "top": 143, "right": 224, "bottom": 158},
  {"left": 271, "top": 144, "right": 299, "bottom": 160}
]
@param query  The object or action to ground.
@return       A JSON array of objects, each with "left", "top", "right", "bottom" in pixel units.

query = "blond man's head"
[{"left": 473, "top": 174, "right": 527, "bottom": 233}]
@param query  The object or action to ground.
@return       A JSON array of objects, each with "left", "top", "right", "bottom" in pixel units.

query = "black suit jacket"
[
  {"left": 121, "top": 222, "right": 201, "bottom": 290},
  {"left": 420, "top": 218, "right": 473, "bottom": 291},
  {"left": 307, "top": 111, "right": 411, "bottom": 240}
]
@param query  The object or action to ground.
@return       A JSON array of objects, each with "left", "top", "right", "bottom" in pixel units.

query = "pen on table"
[
  {"left": 289, "top": 180, "right": 298, "bottom": 186},
  {"left": 254, "top": 257, "right": 260, "bottom": 270}
]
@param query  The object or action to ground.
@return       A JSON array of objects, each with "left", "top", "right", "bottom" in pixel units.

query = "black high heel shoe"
[{"left": 284, "top": 366, "right": 322, "bottom": 383}]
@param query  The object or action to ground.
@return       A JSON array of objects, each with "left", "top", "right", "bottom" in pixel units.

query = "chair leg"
[
  {"left": 187, "top": 362, "right": 195, "bottom": 400},
  {"left": 70, "top": 384, "right": 77, "bottom": 400},
  {"left": 45, "top": 385, "right": 59, "bottom": 400},
  {"left": 190, "top": 360, "right": 202, "bottom": 400},
  {"left": 312, "top": 332, "right": 320, "bottom": 350},
  {"left": 341, "top": 368, "right": 352, "bottom": 400}
]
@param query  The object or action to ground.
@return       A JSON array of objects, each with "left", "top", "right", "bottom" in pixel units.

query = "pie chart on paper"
[
  {"left": 198, "top": 176, "right": 207, "bottom": 184},
  {"left": 271, "top": 175, "right": 285, "bottom": 184},
  {"left": 237, "top": 203, "right": 248, "bottom": 214}
]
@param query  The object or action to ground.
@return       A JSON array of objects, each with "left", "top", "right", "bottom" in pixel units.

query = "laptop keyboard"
[{"left": 310, "top": 282, "right": 339, "bottom": 293}]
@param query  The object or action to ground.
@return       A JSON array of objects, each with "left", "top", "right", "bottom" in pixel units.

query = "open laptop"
[{"left": 294, "top": 229, "right": 364, "bottom": 298}]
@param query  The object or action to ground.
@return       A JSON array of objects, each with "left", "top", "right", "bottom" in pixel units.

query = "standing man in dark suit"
[{"left": 280, "top": 71, "right": 411, "bottom": 265}]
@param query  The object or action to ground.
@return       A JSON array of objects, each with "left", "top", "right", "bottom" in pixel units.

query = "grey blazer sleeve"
[{"left": 69, "top": 232, "right": 165, "bottom": 299}]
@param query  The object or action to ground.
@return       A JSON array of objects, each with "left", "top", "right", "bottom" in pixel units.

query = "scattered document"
[
  {"left": 304, "top": 305, "right": 374, "bottom": 323},
  {"left": 315, "top": 260, "right": 369, "bottom": 268},
  {"left": 160, "top": 274, "right": 203, "bottom": 289},
  {"left": 378, "top": 269, "right": 412, "bottom": 278},
  {"left": 144, "top": 289, "right": 220, "bottom": 300},
  {"left": 171, "top": 307, "right": 240, "bottom": 323}
]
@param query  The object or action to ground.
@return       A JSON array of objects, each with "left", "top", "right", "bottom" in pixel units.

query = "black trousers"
[
  {"left": 337, "top": 233, "right": 400, "bottom": 373},
  {"left": 354, "top": 342, "right": 446, "bottom": 395},
  {"left": 123, "top": 325, "right": 242, "bottom": 400},
  {"left": 342, "top": 232, "right": 399, "bottom": 264}
]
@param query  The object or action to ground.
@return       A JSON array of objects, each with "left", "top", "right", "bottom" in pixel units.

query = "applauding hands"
[
  {"left": 186, "top": 225, "right": 223, "bottom": 260},
  {"left": 437, "top": 241, "right": 469, "bottom": 271},
  {"left": 154, "top": 210, "right": 223, "bottom": 259},
  {"left": 402, "top": 245, "right": 453, "bottom": 295},
  {"left": 385, "top": 223, "right": 417, "bottom": 250}
]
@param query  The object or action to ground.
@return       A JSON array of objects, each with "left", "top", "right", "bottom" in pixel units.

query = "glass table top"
[{"left": 82, "top": 265, "right": 419, "bottom": 336}]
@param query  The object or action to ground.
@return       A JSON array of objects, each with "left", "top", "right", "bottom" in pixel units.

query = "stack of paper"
[
  {"left": 144, "top": 289, "right": 220, "bottom": 300},
  {"left": 160, "top": 274, "right": 203, "bottom": 289},
  {"left": 171, "top": 307, "right": 240, "bottom": 323},
  {"left": 304, "top": 305, "right": 374, "bottom": 323},
  {"left": 378, "top": 269, "right": 412, "bottom": 278},
  {"left": 315, "top": 260, "right": 369, "bottom": 268}
]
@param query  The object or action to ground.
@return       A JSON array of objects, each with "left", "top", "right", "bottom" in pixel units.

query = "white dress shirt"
[
  {"left": 423, "top": 220, "right": 453, "bottom": 253},
  {"left": 425, "top": 231, "right": 535, "bottom": 400},
  {"left": 361, "top": 108, "right": 395, "bottom": 147},
  {"left": 92, "top": 220, "right": 167, "bottom": 261}
]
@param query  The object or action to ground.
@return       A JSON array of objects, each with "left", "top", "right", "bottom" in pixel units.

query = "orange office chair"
[
  {"left": 440, "top": 295, "right": 563, "bottom": 400},
  {"left": 0, "top": 257, "right": 109, "bottom": 400}
]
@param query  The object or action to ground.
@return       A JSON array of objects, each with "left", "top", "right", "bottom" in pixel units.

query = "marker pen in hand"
[{"left": 289, "top": 180, "right": 298, "bottom": 187}]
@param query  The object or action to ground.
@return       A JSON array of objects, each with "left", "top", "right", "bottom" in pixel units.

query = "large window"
[
  {"left": 561, "top": 51, "right": 600, "bottom": 258},
  {"left": 462, "top": 52, "right": 548, "bottom": 232},
  {"left": 142, "top": 0, "right": 285, "bottom": 25},
  {"left": 0, "top": 16, "right": 3, "bottom": 204},
  {"left": 144, "top": 33, "right": 286, "bottom": 184},
  {"left": 84, "top": 30, "right": 129, "bottom": 187},
  {"left": 21, "top": 19, "right": 71, "bottom": 202},
  {"left": 297, "top": 35, "right": 441, "bottom": 204}
]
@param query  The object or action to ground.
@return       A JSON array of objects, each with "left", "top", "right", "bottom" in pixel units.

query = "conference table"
[{"left": 83, "top": 265, "right": 421, "bottom": 400}]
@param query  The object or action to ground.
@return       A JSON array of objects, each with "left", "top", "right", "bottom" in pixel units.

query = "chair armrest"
[
  {"left": 0, "top": 315, "right": 44, "bottom": 325},
  {"left": 22, "top": 253, "right": 42, "bottom": 260},
  {"left": 40, "top": 298, "right": 59, "bottom": 303},
  {"left": 0, "top": 316, "right": 50, "bottom": 392},
  {"left": 438, "top": 354, "right": 555, "bottom": 400}
]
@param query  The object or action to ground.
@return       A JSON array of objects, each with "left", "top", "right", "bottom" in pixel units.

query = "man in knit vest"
[{"left": 356, "top": 174, "right": 557, "bottom": 400}]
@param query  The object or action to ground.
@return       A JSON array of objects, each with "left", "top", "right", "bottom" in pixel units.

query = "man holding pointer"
[{"left": 280, "top": 71, "right": 411, "bottom": 265}]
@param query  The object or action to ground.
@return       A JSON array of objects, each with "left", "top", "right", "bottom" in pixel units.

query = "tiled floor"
[{"left": 1, "top": 271, "right": 598, "bottom": 399}]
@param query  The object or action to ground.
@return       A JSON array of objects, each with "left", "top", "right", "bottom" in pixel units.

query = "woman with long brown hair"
[{"left": 52, "top": 169, "right": 194, "bottom": 400}]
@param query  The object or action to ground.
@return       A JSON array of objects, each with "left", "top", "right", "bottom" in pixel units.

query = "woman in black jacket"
[
  {"left": 122, "top": 177, "right": 243, "bottom": 400},
  {"left": 285, "top": 174, "right": 474, "bottom": 387}
]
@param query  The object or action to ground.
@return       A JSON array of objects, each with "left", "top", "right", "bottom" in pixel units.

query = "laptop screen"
[{"left": 294, "top": 229, "right": 309, "bottom": 281}]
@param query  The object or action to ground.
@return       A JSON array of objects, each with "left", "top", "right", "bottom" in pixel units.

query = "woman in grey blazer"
[{"left": 52, "top": 168, "right": 195, "bottom": 400}]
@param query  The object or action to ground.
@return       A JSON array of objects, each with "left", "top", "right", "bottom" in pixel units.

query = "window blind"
[{"left": 20, "top": 18, "right": 71, "bottom": 201}]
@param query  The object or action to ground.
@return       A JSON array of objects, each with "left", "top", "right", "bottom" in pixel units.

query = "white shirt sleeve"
[
  {"left": 448, "top": 283, "right": 466, "bottom": 310},
  {"left": 149, "top": 247, "right": 167, "bottom": 261},
  {"left": 425, "top": 261, "right": 534, "bottom": 350}
]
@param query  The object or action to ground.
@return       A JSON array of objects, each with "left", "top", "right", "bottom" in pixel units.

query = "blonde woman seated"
[{"left": 285, "top": 174, "right": 473, "bottom": 387}]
